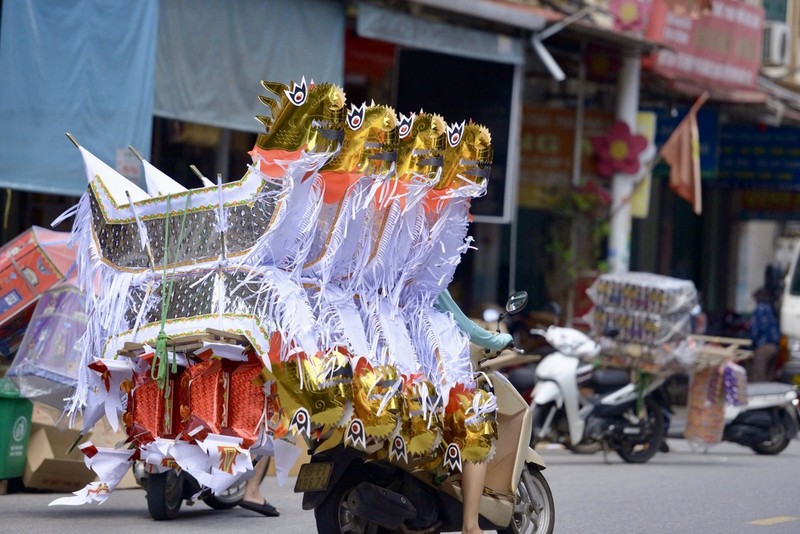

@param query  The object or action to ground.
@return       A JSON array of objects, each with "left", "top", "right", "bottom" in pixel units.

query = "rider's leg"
[
  {"left": 461, "top": 461, "right": 486, "bottom": 534},
  {"left": 243, "top": 456, "right": 270, "bottom": 504}
]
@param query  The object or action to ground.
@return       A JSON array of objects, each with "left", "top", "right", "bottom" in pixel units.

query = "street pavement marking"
[{"left": 748, "top": 516, "right": 800, "bottom": 526}]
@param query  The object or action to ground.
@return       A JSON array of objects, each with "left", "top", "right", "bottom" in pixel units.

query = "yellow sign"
[{"left": 631, "top": 111, "right": 657, "bottom": 219}]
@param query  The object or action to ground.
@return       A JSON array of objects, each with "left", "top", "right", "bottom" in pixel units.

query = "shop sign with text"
[
  {"left": 518, "top": 107, "right": 614, "bottom": 209},
  {"left": 718, "top": 123, "right": 800, "bottom": 190},
  {"left": 644, "top": 0, "right": 764, "bottom": 90}
]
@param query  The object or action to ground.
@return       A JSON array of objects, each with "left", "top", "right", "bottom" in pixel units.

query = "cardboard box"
[
  {"left": 23, "top": 423, "right": 95, "bottom": 492},
  {"left": 0, "top": 227, "right": 76, "bottom": 359}
]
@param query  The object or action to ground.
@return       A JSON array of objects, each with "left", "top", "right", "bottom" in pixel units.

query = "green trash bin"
[{"left": 0, "top": 379, "right": 33, "bottom": 479}]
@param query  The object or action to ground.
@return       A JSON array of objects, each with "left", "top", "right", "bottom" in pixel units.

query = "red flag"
[{"left": 660, "top": 92, "right": 708, "bottom": 215}]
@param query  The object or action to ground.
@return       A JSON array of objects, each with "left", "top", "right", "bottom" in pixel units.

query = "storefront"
[{"left": 5, "top": 0, "right": 800, "bottom": 326}]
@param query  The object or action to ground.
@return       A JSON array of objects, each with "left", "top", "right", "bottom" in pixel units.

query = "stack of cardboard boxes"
[{"left": 23, "top": 404, "right": 136, "bottom": 492}]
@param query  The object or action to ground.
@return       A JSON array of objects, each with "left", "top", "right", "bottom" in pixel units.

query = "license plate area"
[{"left": 294, "top": 461, "right": 334, "bottom": 493}]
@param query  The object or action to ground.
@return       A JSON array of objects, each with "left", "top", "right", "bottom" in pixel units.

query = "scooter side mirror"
[
  {"left": 498, "top": 291, "right": 528, "bottom": 332},
  {"left": 504, "top": 291, "right": 528, "bottom": 316}
]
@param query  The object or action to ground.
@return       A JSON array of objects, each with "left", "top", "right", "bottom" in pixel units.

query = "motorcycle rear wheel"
[
  {"left": 314, "top": 471, "right": 387, "bottom": 534},
  {"left": 750, "top": 413, "right": 793, "bottom": 455},
  {"left": 614, "top": 398, "right": 664, "bottom": 464},
  {"left": 203, "top": 478, "right": 247, "bottom": 509},
  {"left": 146, "top": 470, "right": 184, "bottom": 520},
  {"left": 498, "top": 466, "right": 555, "bottom": 534}
]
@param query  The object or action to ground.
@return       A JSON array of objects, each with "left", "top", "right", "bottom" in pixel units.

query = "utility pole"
[{"left": 608, "top": 52, "right": 641, "bottom": 274}]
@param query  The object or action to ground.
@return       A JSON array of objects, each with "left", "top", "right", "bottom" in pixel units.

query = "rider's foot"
[{"left": 239, "top": 499, "right": 280, "bottom": 517}]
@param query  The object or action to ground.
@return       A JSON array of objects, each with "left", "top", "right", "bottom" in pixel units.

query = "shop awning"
[
  {"left": 154, "top": 0, "right": 345, "bottom": 134},
  {"left": 357, "top": 2, "right": 528, "bottom": 65},
  {"left": 0, "top": 0, "right": 158, "bottom": 197}
]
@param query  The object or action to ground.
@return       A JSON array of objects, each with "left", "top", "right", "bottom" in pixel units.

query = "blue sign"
[
  {"left": 717, "top": 123, "right": 800, "bottom": 190},
  {"left": 643, "top": 106, "right": 719, "bottom": 180}
]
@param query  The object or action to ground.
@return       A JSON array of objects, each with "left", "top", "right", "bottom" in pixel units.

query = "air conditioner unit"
[{"left": 763, "top": 21, "right": 790, "bottom": 67}]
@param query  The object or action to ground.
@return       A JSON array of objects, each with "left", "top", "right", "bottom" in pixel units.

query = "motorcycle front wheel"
[
  {"left": 614, "top": 398, "right": 665, "bottom": 464},
  {"left": 498, "top": 465, "right": 555, "bottom": 534},
  {"left": 146, "top": 470, "right": 184, "bottom": 520}
]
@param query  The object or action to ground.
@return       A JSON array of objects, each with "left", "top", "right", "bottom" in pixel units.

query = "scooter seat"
[
  {"left": 747, "top": 381, "right": 795, "bottom": 397},
  {"left": 588, "top": 368, "right": 630, "bottom": 389}
]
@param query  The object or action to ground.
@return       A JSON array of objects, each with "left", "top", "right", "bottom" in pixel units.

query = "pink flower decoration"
[
  {"left": 591, "top": 121, "right": 648, "bottom": 177},
  {"left": 609, "top": 0, "right": 647, "bottom": 33}
]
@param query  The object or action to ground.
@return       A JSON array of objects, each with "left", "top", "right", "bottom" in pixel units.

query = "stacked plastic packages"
[
  {"left": 586, "top": 272, "right": 698, "bottom": 371},
  {"left": 50, "top": 78, "right": 498, "bottom": 505}
]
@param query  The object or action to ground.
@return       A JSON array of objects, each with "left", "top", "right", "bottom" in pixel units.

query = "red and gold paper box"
[
  {"left": 125, "top": 373, "right": 182, "bottom": 444},
  {"left": 0, "top": 227, "right": 76, "bottom": 358},
  {"left": 179, "top": 359, "right": 229, "bottom": 436},
  {"left": 227, "top": 362, "right": 266, "bottom": 443}
]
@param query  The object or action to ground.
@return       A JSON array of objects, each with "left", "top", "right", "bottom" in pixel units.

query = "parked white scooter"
[
  {"left": 722, "top": 382, "right": 799, "bottom": 454},
  {"left": 530, "top": 326, "right": 669, "bottom": 463}
]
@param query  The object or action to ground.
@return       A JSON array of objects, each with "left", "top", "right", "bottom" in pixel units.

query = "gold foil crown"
[
  {"left": 323, "top": 101, "right": 398, "bottom": 174},
  {"left": 438, "top": 121, "right": 492, "bottom": 190},
  {"left": 255, "top": 77, "right": 346, "bottom": 153},
  {"left": 396, "top": 112, "right": 446, "bottom": 181}
]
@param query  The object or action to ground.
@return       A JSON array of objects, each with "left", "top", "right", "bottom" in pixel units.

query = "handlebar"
[{"left": 481, "top": 340, "right": 520, "bottom": 360}]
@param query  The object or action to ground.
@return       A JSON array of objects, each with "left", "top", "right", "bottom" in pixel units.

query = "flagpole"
[{"left": 608, "top": 91, "right": 709, "bottom": 219}]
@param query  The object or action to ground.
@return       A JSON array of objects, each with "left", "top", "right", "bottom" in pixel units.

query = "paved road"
[
  {"left": 1, "top": 437, "right": 798, "bottom": 533},
  {"left": 540, "top": 437, "right": 800, "bottom": 533}
]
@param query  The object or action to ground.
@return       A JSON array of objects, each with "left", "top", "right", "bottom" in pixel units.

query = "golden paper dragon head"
[
  {"left": 323, "top": 102, "right": 398, "bottom": 175},
  {"left": 437, "top": 121, "right": 493, "bottom": 190},
  {"left": 444, "top": 384, "right": 497, "bottom": 463},
  {"left": 255, "top": 77, "right": 346, "bottom": 154},
  {"left": 352, "top": 360, "right": 403, "bottom": 439},
  {"left": 395, "top": 112, "right": 447, "bottom": 182},
  {"left": 401, "top": 378, "right": 442, "bottom": 456},
  {"left": 265, "top": 350, "right": 352, "bottom": 430}
]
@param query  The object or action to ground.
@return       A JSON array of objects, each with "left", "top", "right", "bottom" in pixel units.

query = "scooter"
[
  {"left": 529, "top": 326, "right": 668, "bottom": 463},
  {"left": 722, "top": 382, "right": 799, "bottom": 455},
  {"left": 133, "top": 460, "right": 247, "bottom": 520},
  {"left": 296, "top": 293, "right": 556, "bottom": 533}
]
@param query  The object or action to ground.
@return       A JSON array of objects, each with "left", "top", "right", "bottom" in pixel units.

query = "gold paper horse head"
[
  {"left": 266, "top": 349, "right": 353, "bottom": 430},
  {"left": 437, "top": 121, "right": 492, "bottom": 190},
  {"left": 323, "top": 102, "right": 398, "bottom": 175},
  {"left": 352, "top": 360, "right": 402, "bottom": 439},
  {"left": 395, "top": 112, "right": 446, "bottom": 182},
  {"left": 255, "top": 78, "right": 346, "bottom": 154},
  {"left": 401, "top": 378, "right": 442, "bottom": 456},
  {"left": 444, "top": 384, "right": 497, "bottom": 463}
]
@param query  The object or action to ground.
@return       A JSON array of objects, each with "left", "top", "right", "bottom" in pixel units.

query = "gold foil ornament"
[
  {"left": 265, "top": 349, "right": 352, "bottom": 432},
  {"left": 395, "top": 112, "right": 446, "bottom": 182},
  {"left": 401, "top": 379, "right": 442, "bottom": 456},
  {"left": 438, "top": 121, "right": 492, "bottom": 190},
  {"left": 352, "top": 360, "right": 403, "bottom": 439},
  {"left": 256, "top": 78, "right": 346, "bottom": 154},
  {"left": 323, "top": 102, "right": 398, "bottom": 175},
  {"left": 444, "top": 385, "right": 497, "bottom": 464}
]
